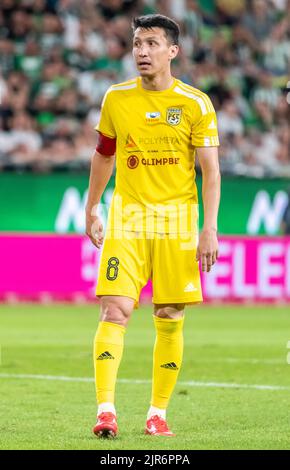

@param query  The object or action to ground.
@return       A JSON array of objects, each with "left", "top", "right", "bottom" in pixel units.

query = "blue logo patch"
[{"left": 146, "top": 112, "right": 161, "bottom": 119}]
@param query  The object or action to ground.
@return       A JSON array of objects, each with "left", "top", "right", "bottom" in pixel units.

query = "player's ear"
[{"left": 169, "top": 45, "right": 179, "bottom": 61}]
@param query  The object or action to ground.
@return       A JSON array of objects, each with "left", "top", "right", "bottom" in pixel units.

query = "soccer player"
[{"left": 86, "top": 14, "right": 220, "bottom": 438}]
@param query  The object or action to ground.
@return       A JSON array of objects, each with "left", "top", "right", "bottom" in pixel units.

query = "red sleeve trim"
[{"left": 96, "top": 132, "right": 116, "bottom": 156}]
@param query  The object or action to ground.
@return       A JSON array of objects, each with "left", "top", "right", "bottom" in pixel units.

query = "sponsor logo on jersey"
[
  {"left": 145, "top": 111, "right": 161, "bottom": 123},
  {"left": 141, "top": 157, "right": 180, "bottom": 166},
  {"left": 166, "top": 107, "right": 182, "bottom": 126},
  {"left": 138, "top": 136, "right": 180, "bottom": 145},
  {"left": 127, "top": 155, "right": 180, "bottom": 168},
  {"left": 127, "top": 154, "right": 139, "bottom": 169},
  {"left": 125, "top": 134, "right": 138, "bottom": 149}
]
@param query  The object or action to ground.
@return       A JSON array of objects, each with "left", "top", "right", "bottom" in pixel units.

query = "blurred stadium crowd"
[{"left": 0, "top": 0, "right": 289, "bottom": 176}]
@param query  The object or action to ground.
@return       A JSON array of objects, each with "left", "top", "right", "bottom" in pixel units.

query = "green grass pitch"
[{"left": 0, "top": 303, "right": 290, "bottom": 450}]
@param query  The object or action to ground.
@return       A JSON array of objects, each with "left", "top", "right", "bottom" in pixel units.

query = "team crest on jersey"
[
  {"left": 127, "top": 155, "right": 139, "bottom": 169},
  {"left": 166, "top": 107, "right": 182, "bottom": 126}
]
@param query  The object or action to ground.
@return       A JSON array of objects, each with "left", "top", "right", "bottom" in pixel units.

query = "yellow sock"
[
  {"left": 151, "top": 316, "right": 184, "bottom": 409},
  {"left": 93, "top": 321, "right": 125, "bottom": 404}
]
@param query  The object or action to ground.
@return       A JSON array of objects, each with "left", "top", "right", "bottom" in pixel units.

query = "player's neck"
[{"left": 140, "top": 72, "right": 174, "bottom": 91}]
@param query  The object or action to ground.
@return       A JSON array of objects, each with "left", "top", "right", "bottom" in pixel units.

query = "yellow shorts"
[{"left": 96, "top": 230, "right": 203, "bottom": 306}]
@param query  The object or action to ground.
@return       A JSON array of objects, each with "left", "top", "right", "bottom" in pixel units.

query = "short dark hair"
[{"left": 132, "top": 14, "right": 180, "bottom": 45}]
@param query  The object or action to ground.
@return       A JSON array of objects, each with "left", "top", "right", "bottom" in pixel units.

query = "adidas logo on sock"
[
  {"left": 97, "top": 351, "right": 115, "bottom": 360},
  {"left": 161, "top": 362, "right": 179, "bottom": 370}
]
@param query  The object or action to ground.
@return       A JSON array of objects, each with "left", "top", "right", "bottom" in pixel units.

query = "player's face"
[{"left": 133, "top": 27, "right": 178, "bottom": 77}]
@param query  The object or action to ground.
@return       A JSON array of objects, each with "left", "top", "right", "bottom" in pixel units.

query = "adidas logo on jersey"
[
  {"left": 208, "top": 119, "right": 216, "bottom": 129},
  {"left": 184, "top": 282, "right": 197, "bottom": 292},
  {"left": 97, "top": 351, "right": 115, "bottom": 360},
  {"left": 161, "top": 362, "right": 179, "bottom": 370}
]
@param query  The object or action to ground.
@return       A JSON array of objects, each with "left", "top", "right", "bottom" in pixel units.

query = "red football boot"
[
  {"left": 93, "top": 412, "right": 118, "bottom": 438},
  {"left": 145, "top": 415, "right": 175, "bottom": 437}
]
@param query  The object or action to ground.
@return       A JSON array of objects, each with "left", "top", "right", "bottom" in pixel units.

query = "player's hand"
[
  {"left": 85, "top": 205, "right": 104, "bottom": 248},
  {"left": 196, "top": 228, "right": 218, "bottom": 273}
]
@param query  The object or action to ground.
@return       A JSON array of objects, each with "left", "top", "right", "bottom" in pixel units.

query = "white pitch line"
[
  {"left": 0, "top": 373, "right": 93, "bottom": 382},
  {"left": 196, "top": 357, "right": 284, "bottom": 365},
  {"left": 0, "top": 373, "right": 289, "bottom": 391}
]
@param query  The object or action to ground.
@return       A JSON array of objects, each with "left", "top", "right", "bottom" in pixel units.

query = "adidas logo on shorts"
[
  {"left": 97, "top": 351, "right": 115, "bottom": 360},
  {"left": 184, "top": 282, "right": 197, "bottom": 292}
]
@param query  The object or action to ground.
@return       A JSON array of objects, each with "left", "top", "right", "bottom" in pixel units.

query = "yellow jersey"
[{"left": 95, "top": 76, "right": 219, "bottom": 234}]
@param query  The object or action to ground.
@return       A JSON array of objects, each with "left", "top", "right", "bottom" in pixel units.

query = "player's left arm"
[{"left": 196, "top": 146, "right": 220, "bottom": 272}]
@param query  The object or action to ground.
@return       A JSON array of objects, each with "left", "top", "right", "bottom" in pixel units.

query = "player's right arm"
[
  {"left": 86, "top": 88, "right": 116, "bottom": 248},
  {"left": 85, "top": 135, "right": 116, "bottom": 248}
]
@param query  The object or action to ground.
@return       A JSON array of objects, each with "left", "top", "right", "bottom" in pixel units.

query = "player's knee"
[
  {"left": 154, "top": 304, "right": 185, "bottom": 319},
  {"left": 100, "top": 299, "right": 133, "bottom": 326}
]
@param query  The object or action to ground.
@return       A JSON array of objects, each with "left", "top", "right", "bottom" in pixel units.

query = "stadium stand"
[{"left": 0, "top": 0, "right": 289, "bottom": 176}]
